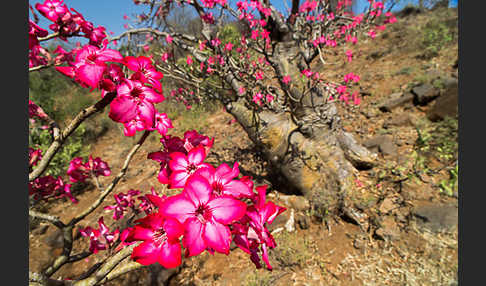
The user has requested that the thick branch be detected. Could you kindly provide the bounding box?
[29,92,117,182]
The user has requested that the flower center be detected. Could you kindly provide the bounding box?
[130,87,143,98]
[195,205,212,224]
[186,163,198,174]
[152,228,167,246]
[87,53,98,64]
[212,181,224,196]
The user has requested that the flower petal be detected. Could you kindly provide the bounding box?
[169,170,190,189]
[160,194,195,224]
[207,196,246,224]
[126,225,154,242]
[158,240,182,268]
[184,175,212,206]
[187,147,206,165]
[109,96,138,123]
[223,180,253,198]
[131,241,159,265]
[203,220,231,254]
[182,217,206,257]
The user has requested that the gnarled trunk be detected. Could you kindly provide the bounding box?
[225,41,377,218]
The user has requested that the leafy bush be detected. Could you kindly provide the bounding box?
[420,17,454,58]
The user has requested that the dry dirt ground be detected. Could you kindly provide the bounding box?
[29,6,459,286]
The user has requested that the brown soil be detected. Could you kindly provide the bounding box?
[29,7,458,286]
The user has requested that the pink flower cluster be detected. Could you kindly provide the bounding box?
[67,156,111,183]
[104,190,141,220]
[113,131,286,269]
[29,175,77,203]
[35,0,107,45]
[79,217,119,254]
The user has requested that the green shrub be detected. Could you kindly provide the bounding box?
[420,18,454,58]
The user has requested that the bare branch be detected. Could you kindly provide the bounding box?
[29,64,54,72]
[68,130,151,226]
[38,32,60,42]
[29,210,64,228]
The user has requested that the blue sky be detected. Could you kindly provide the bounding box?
[30,0,458,43]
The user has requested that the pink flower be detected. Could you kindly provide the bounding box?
[109,79,163,125]
[104,190,141,220]
[124,56,164,92]
[266,94,275,103]
[79,217,119,254]
[168,146,212,189]
[194,162,253,198]
[29,148,43,167]
[302,69,313,78]
[186,55,193,65]
[153,112,173,136]
[254,70,264,80]
[67,157,89,182]
[67,156,111,182]
[233,185,286,270]
[282,75,291,84]
[368,29,376,39]
[125,212,184,267]
[166,34,173,44]
[345,50,353,62]
[160,175,247,256]
[71,44,123,89]
[351,91,361,105]
[35,0,69,22]
[225,42,233,51]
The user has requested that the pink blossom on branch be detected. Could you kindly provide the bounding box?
[125,212,184,267]
[159,174,247,256]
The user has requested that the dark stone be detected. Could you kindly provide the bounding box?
[411,84,441,106]
[412,204,458,232]
[379,92,414,112]
[427,83,458,121]
[363,135,397,156]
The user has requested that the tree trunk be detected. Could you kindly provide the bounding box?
[225,41,377,219]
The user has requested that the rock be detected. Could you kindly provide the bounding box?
[383,114,413,128]
[363,135,398,156]
[427,83,458,121]
[375,216,401,241]
[412,204,458,233]
[296,214,310,230]
[379,197,397,214]
[411,84,440,106]
[379,92,414,112]
[278,195,310,212]
[285,208,296,232]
